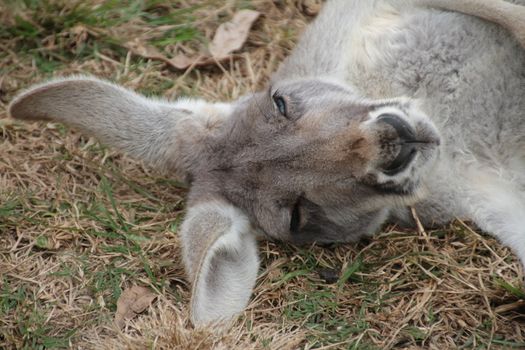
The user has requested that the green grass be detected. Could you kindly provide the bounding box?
[0,144,182,346]
[0,0,205,75]
[494,277,525,298]
[0,281,75,349]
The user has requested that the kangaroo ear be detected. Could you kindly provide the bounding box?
[180,200,260,325]
[8,76,233,178]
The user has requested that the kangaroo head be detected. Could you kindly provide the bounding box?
[204,77,441,245]
[8,75,440,324]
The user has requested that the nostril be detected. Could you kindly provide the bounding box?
[376,114,418,176]
[377,114,415,142]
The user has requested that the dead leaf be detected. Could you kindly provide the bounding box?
[124,9,260,70]
[115,286,156,328]
[209,9,260,60]
[125,39,207,70]
[125,38,166,62]
[170,53,211,70]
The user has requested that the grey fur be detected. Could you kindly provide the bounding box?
[8,0,525,325]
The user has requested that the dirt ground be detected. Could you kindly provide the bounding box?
[1,1,524,349]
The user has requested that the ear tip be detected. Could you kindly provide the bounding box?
[8,87,52,121]
[8,80,56,120]
[8,93,33,120]
[7,75,103,121]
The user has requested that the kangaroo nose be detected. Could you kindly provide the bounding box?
[376,114,417,176]
[377,114,416,142]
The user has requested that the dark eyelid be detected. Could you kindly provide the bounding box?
[290,198,301,233]
[271,89,283,103]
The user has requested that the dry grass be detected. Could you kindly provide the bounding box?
[1,0,524,349]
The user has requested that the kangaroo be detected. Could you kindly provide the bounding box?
[8,0,525,325]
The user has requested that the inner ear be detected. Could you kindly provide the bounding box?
[180,200,260,325]
[191,226,259,325]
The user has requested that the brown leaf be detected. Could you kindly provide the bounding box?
[125,39,205,70]
[115,286,156,328]
[125,38,164,61]
[169,53,211,70]
[209,9,261,60]
[124,10,259,70]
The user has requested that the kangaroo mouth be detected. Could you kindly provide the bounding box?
[381,144,418,175]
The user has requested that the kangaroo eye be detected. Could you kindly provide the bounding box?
[272,93,287,117]
[290,199,301,233]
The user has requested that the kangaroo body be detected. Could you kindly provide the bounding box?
[9,0,525,324]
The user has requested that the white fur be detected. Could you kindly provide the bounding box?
[347,2,405,72]
[457,165,525,262]
[173,98,233,124]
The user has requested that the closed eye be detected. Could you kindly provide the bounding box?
[290,198,301,233]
